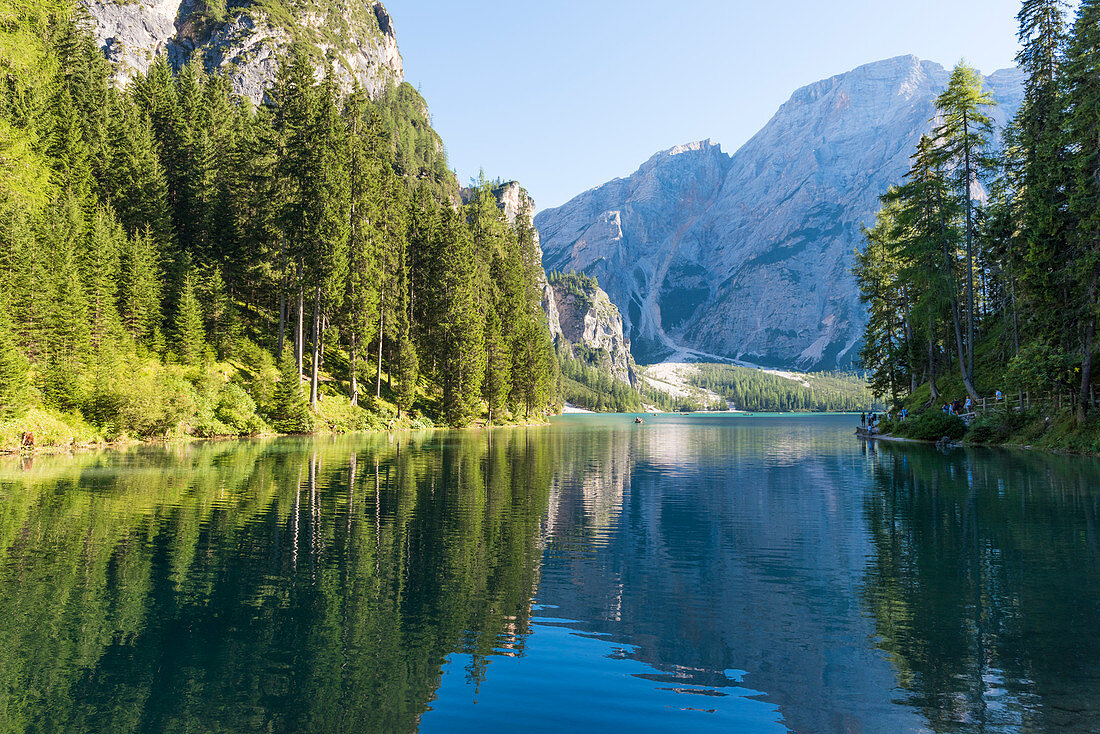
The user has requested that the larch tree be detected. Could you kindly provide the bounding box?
[932,62,996,391]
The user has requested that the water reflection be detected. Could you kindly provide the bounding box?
[0,430,554,733]
[862,442,1100,732]
[2,417,1100,732]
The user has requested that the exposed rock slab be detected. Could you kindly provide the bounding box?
[84,0,403,103]
[536,56,1024,370]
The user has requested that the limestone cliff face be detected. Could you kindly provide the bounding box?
[84,0,403,103]
[536,56,1025,369]
[548,276,638,387]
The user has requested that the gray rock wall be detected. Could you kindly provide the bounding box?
[537,56,1024,370]
[84,0,403,103]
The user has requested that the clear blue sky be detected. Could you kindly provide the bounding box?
[384,0,1027,211]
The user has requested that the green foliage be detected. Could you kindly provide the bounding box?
[895,411,968,441]
[268,347,313,433]
[173,263,207,364]
[691,364,874,412]
[1005,343,1078,394]
[0,4,560,442]
[856,1,1100,445]
[547,270,598,309]
[966,407,1033,444]
[559,354,643,413]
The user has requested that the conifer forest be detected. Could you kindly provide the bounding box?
[855,0,1100,443]
[0,0,559,445]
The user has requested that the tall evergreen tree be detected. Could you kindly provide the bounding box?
[270,346,313,433]
[173,259,206,364]
[1064,0,1100,421]
[120,225,164,349]
[932,63,996,394]
[439,207,484,426]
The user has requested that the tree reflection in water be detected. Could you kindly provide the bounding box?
[0,429,556,733]
[862,441,1100,732]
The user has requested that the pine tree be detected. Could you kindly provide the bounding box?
[120,225,163,348]
[342,86,382,405]
[483,304,510,423]
[83,205,124,349]
[1010,0,1073,364]
[173,259,206,364]
[269,345,313,433]
[932,63,996,397]
[439,207,484,426]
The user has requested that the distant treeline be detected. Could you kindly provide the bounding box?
[691,365,876,412]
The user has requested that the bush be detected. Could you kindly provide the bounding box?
[89,361,197,438]
[898,411,967,441]
[0,408,101,450]
[215,383,266,434]
[965,408,1031,445]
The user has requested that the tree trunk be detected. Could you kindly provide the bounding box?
[962,109,976,383]
[278,289,286,356]
[296,282,304,383]
[928,336,940,403]
[310,286,320,409]
[376,284,385,400]
[349,330,359,406]
[1078,275,1098,425]
[942,224,979,401]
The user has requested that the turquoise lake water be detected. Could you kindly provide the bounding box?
[0,413,1097,732]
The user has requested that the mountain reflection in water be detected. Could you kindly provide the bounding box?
[0,415,1097,732]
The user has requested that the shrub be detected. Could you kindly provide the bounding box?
[898,411,967,441]
[215,383,266,434]
[0,408,101,450]
[965,408,1031,445]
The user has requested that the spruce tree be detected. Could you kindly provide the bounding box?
[270,345,313,433]
[120,225,163,348]
[483,305,510,423]
[1064,0,1100,421]
[439,207,484,426]
[173,260,206,364]
[1013,0,1072,352]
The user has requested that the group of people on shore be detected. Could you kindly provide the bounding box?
[863,390,1007,429]
[860,408,907,428]
[941,397,971,416]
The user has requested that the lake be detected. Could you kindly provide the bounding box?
[0,413,1097,732]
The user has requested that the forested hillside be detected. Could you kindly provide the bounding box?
[856,0,1100,448]
[0,1,557,447]
[691,365,876,413]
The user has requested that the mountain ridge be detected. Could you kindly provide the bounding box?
[536,55,1024,369]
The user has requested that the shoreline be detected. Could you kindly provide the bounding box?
[1,416,555,459]
[858,429,1100,458]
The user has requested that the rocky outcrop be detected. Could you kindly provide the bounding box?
[536,56,1025,370]
[548,274,638,387]
[84,0,403,103]
[463,181,569,351]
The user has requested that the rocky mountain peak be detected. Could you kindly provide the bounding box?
[84,0,404,103]
[537,56,1024,369]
